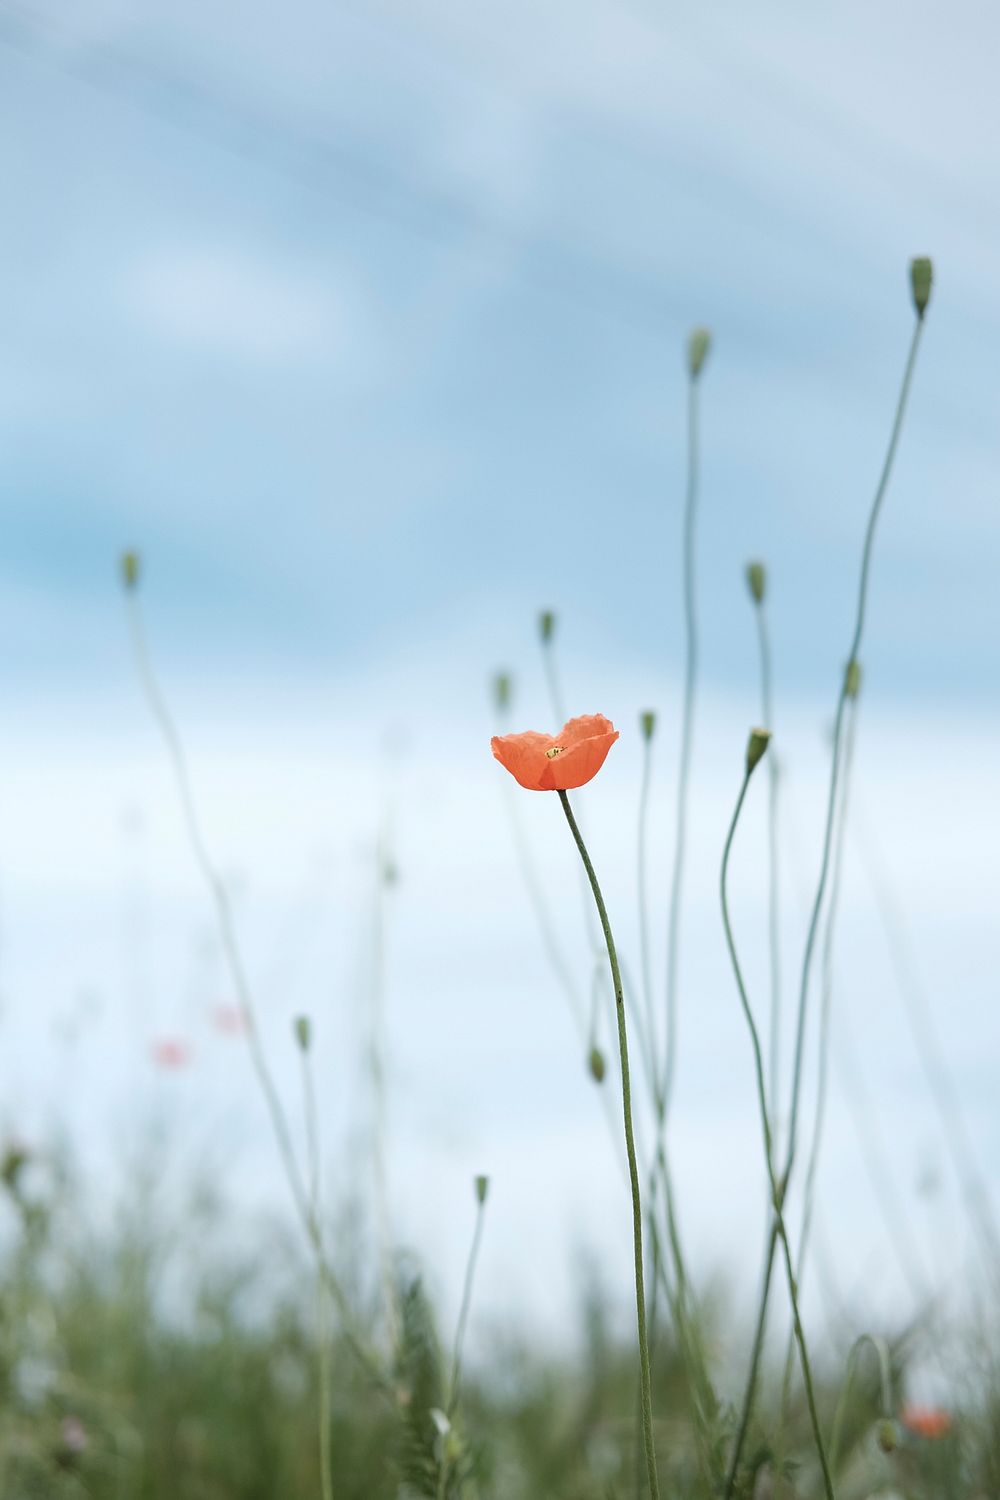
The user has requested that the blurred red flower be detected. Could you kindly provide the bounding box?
[901,1403,952,1439]
[213,1004,247,1037]
[491,714,619,792]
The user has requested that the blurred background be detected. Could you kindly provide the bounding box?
[2,0,1000,1389]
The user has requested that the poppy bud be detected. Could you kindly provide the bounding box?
[910,257,933,319]
[640,710,656,742]
[294,1015,311,1052]
[877,1419,898,1454]
[844,658,862,700]
[746,560,766,604]
[588,1046,606,1083]
[475,1174,489,1205]
[687,327,711,379]
[493,671,512,713]
[538,609,556,644]
[745,727,772,777]
[120,550,141,591]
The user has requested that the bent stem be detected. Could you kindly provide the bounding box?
[721,763,836,1500]
[446,1189,488,1419]
[726,307,927,1488]
[125,589,386,1392]
[558,790,660,1500]
[752,593,782,1134]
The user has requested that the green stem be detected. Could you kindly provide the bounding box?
[663,368,700,1119]
[725,309,926,1488]
[558,790,660,1500]
[447,1195,488,1419]
[301,1045,335,1500]
[753,599,782,1134]
[721,765,836,1500]
[781,697,859,1422]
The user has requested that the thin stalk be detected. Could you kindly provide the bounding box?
[725,309,927,1486]
[780,697,860,1419]
[124,591,386,1390]
[663,367,701,1119]
[558,790,660,1500]
[301,1042,334,1500]
[637,725,659,1068]
[752,597,782,1133]
[446,1192,488,1419]
[721,762,836,1500]
[370,817,399,1347]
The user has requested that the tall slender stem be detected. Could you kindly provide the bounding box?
[721,759,836,1500]
[752,597,782,1132]
[663,368,701,1118]
[301,1041,335,1500]
[447,1189,488,1419]
[725,308,927,1486]
[558,790,660,1500]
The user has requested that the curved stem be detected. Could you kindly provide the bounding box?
[558,790,660,1500]
[829,1333,893,1473]
[753,599,782,1134]
[781,697,860,1419]
[726,310,927,1487]
[721,765,836,1500]
[446,1193,488,1419]
[637,731,659,1076]
[663,369,700,1118]
[784,315,924,1184]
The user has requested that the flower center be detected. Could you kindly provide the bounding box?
[545,745,564,759]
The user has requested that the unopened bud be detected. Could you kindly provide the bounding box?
[475,1174,489,1205]
[746,727,772,776]
[876,1419,898,1454]
[910,257,933,319]
[746,560,766,604]
[493,671,512,713]
[588,1046,606,1084]
[845,658,862,700]
[687,327,711,379]
[640,710,656,742]
[293,1015,311,1052]
[120,550,141,591]
[538,610,556,644]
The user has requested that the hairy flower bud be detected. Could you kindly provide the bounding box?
[910,257,933,319]
[746,727,772,776]
[493,671,512,713]
[640,710,656,742]
[588,1046,606,1084]
[293,1015,311,1052]
[538,609,556,644]
[687,327,711,379]
[475,1174,489,1205]
[746,560,766,604]
[120,550,141,591]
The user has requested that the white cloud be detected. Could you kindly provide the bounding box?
[127,246,362,366]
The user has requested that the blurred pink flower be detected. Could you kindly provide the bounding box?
[60,1416,88,1455]
[212,1004,247,1037]
[150,1038,192,1070]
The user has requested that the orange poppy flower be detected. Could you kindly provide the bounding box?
[491,714,619,791]
[901,1403,952,1439]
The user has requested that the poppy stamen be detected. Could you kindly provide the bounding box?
[545,745,564,759]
